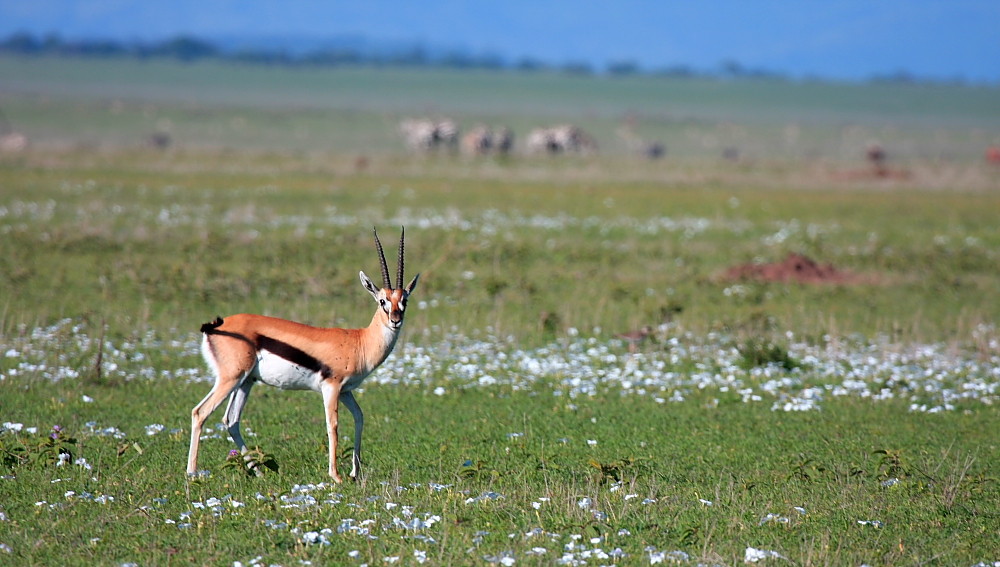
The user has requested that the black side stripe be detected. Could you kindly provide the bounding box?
[257,335,333,379]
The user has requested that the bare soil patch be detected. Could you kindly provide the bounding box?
[723,253,861,285]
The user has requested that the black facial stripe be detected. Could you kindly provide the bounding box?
[257,335,333,379]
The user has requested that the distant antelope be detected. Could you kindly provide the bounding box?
[866,141,886,169]
[461,124,493,156]
[0,108,28,153]
[0,132,27,153]
[526,124,597,155]
[493,126,514,156]
[187,228,420,482]
[399,119,438,152]
[399,118,459,153]
[460,125,515,157]
[434,119,459,152]
[616,123,664,159]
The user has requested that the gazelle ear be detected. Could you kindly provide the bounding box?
[404,273,420,295]
[359,271,380,299]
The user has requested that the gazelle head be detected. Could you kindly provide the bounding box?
[360,227,420,331]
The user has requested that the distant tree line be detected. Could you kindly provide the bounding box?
[0,32,219,62]
[0,31,970,85]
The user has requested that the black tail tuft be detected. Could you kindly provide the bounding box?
[200,316,224,334]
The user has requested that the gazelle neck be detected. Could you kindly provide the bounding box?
[363,309,402,365]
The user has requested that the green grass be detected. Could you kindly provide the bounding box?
[0,60,999,565]
[3,55,1000,158]
[1,152,998,345]
[1,149,997,565]
[1,370,996,565]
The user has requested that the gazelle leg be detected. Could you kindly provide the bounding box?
[321,381,343,483]
[340,391,364,480]
[188,379,241,475]
[222,375,261,473]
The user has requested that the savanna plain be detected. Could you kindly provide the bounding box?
[1,57,999,566]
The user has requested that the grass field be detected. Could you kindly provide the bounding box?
[1,58,999,566]
[3,55,1000,159]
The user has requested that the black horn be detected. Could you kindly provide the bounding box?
[396,227,405,289]
[373,228,392,289]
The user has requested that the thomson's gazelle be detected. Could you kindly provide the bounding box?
[187,228,419,482]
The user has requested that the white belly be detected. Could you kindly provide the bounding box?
[255,350,325,392]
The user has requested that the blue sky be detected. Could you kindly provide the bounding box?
[1,1,997,82]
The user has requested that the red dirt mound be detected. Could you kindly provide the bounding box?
[723,253,857,284]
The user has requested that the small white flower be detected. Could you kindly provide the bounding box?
[81,395,94,403]
[745,547,784,563]
[302,531,328,545]
[857,520,884,528]
[586,439,597,446]
[433,387,445,396]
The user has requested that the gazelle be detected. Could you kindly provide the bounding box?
[187,228,419,482]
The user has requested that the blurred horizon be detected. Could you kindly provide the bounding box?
[1,1,998,84]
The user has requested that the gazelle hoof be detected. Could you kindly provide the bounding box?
[243,455,265,476]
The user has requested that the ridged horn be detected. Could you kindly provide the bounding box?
[396,227,405,290]
[373,227,391,289]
